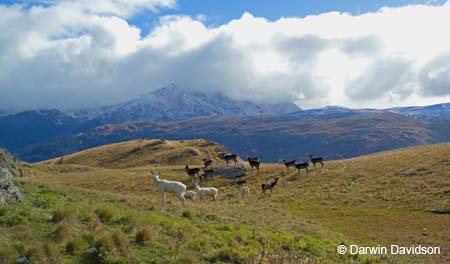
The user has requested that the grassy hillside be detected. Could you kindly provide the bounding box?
[39,139,228,169]
[1,141,450,263]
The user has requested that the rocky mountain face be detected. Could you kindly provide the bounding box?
[0,148,23,205]
[72,84,300,123]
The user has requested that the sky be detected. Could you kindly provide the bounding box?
[1,0,450,110]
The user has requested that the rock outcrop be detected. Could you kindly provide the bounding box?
[0,148,23,205]
[0,168,23,205]
[213,165,247,179]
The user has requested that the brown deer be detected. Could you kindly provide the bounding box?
[281,160,296,170]
[202,158,213,168]
[246,156,260,175]
[308,154,324,169]
[221,153,238,166]
[261,178,279,195]
[184,165,200,183]
[200,167,214,182]
[295,162,309,174]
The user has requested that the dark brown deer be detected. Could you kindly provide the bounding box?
[246,156,260,175]
[308,154,324,169]
[281,160,296,170]
[202,158,213,168]
[200,167,214,182]
[295,162,309,174]
[185,165,200,183]
[261,178,279,195]
[221,153,238,166]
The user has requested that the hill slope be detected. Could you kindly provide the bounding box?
[40,139,228,169]
[19,111,450,162]
[2,142,449,263]
[0,109,82,151]
[389,102,450,120]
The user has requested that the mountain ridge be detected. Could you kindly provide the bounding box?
[2,85,450,163]
[70,84,301,123]
[18,111,450,162]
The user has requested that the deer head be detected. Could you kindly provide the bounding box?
[151,170,159,179]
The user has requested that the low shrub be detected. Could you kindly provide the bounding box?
[95,207,115,224]
[135,228,151,245]
[54,221,71,241]
[112,231,128,251]
[51,208,68,223]
[4,214,26,227]
[65,239,82,255]
[182,210,193,219]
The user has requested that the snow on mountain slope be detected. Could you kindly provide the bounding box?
[388,103,450,120]
[74,84,300,123]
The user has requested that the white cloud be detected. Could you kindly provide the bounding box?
[1,1,450,110]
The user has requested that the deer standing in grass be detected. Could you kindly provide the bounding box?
[151,170,186,209]
[221,153,238,166]
[202,158,213,168]
[261,178,279,195]
[281,160,296,171]
[246,156,260,175]
[185,165,200,184]
[200,167,214,182]
[295,162,309,174]
[308,154,324,169]
[241,185,250,198]
[195,183,218,204]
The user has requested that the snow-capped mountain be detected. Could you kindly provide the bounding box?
[388,103,450,120]
[74,84,300,123]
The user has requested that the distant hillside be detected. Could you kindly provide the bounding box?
[40,139,228,169]
[19,111,450,162]
[388,102,450,120]
[0,109,82,151]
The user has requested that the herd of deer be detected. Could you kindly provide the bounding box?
[184,152,324,194]
[184,153,262,183]
[281,154,324,173]
[153,152,325,208]
[185,153,323,180]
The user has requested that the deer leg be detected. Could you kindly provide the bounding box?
[177,193,186,208]
[161,193,166,209]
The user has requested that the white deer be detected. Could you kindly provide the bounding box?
[195,183,218,204]
[151,170,186,209]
